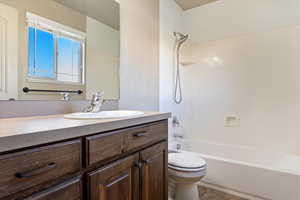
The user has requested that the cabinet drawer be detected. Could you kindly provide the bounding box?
[86,130,127,166]
[0,140,81,199]
[86,120,168,166]
[126,121,168,152]
[17,177,82,200]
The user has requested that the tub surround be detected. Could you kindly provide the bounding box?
[0,112,170,200]
[182,140,300,200]
[0,111,171,153]
[161,0,300,158]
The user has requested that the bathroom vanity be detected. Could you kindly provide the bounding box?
[0,112,170,200]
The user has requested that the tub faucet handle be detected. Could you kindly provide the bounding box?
[172,116,180,127]
[176,144,182,151]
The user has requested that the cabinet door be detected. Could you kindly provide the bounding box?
[141,142,167,200]
[88,154,139,200]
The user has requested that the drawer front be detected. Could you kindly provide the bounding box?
[126,121,168,152]
[0,140,81,198]
[86,121,168,166]
[21,177,82,200]
[86,131,126,166]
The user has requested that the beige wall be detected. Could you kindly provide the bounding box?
[0,0,86,32]
[119,0,160,111]
[0,3,18,100]
[86,17,119,100]
[0,0,86,100]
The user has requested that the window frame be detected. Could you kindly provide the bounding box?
[26,12,86,85]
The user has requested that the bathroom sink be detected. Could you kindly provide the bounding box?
[64,110,144,119]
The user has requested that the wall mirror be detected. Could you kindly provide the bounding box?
[0,0,120,100]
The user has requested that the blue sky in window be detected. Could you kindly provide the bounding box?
[28,27,55,78]
[57,37,81,82]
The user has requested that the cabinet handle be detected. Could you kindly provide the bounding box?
[15,162,57,178]
[133,131,148,137]
[142,159,150,164]
[142,152,163,165]
[133,161,142,168]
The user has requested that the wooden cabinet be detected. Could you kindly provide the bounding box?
[88,154,140,200]
[88,142,167,200]
[141,142,167,200]
[0,120,168,200]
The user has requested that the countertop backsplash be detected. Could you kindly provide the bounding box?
[0,100,119,119]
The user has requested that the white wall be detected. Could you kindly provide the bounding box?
[119,0,160,111]
[86,17,120,100]
[184,0,300,44]
[159,0,184,143]
[160,0,300,155]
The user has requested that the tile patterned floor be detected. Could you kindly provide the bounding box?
[198,185,249,200]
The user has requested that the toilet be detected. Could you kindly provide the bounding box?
[168,151,207,200]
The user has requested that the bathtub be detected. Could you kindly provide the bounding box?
[179,140,300,200]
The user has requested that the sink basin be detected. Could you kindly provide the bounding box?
[64,110,144,119]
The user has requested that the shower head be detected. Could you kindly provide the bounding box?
[174,32,189,44]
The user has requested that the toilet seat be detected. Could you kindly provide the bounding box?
[168,152,207,172]
[168,164,206,172]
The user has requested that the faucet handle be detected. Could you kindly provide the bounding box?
[61,92,71,101]
[93,92,104,98]
[84,92,105,113]
[92,92,104,103]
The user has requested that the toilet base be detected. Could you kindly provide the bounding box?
[175,183,200,200]
[168,151,207,200]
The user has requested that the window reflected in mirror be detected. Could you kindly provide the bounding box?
[27,13,85,84]
[0,0,120,101]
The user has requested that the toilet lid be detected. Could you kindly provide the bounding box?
[169,152,206,169]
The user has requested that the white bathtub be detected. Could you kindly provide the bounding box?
[180,140,300,200]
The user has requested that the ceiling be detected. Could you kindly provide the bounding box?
[175,0,219,10]
[54,0,120,30]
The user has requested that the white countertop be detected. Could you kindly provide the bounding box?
[0,111,171,153]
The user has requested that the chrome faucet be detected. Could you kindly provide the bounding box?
[84,92,105,113]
